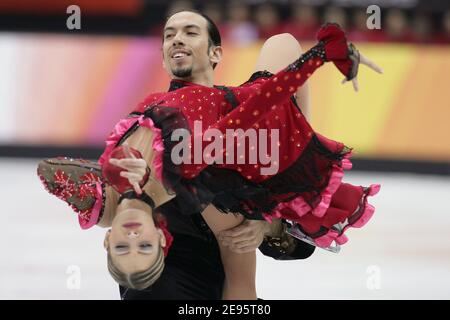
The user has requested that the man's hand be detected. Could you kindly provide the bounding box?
[217,220,271,254]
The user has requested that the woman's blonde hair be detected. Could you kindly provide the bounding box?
[107,244,165,290]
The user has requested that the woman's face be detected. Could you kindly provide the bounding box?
[105,206,166,274]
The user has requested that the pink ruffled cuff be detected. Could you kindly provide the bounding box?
[272,151,353,220]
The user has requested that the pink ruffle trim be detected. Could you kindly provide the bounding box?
[265,143,380,249]
[313,183,380,248]
[98,115,165,182]
[271,151,353,221]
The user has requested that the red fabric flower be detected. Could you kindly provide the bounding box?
[154,213,173,257]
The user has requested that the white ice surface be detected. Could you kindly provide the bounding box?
[1,158,449,299]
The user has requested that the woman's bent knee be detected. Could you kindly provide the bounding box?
[265,32,297,44]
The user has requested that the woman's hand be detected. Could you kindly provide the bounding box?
[317,23,383,92]
[108,144,148,195]
[341,50,383,92]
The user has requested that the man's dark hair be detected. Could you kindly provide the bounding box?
[197,11,222,47]
[164,10,222,69]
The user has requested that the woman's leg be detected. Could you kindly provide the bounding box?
[253,33,311,120]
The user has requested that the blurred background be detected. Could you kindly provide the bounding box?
[1,0,449,299]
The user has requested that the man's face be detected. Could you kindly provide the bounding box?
[162,11,218,79]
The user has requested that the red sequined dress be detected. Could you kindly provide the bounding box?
[38,24,380,249]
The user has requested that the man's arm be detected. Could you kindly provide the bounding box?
[218,218,316,260]
[201,204,257,300]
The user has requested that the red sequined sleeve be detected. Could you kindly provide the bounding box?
[182,23,356,178]
[210,24,356,139]
[220,22,357,120]
[180,43,326,177]
[234,43,326,121]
